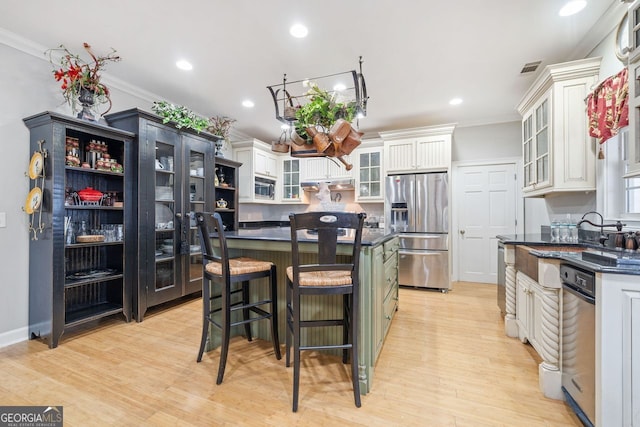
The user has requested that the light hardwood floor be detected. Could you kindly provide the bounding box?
[0,282,580,426]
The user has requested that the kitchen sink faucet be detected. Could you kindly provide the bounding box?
[576,211,625,246]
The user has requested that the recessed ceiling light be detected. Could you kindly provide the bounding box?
[176,59,193,71]
[290,23,308,38]
[559,0,587,17]
[242,99,255,108]
[449,98,463,106]
[333,83,346,92]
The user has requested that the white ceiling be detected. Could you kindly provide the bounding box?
[0,0,627,143]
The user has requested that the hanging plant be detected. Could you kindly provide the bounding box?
[294,83,357,142]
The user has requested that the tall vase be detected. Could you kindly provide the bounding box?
[77,87,96,121]
[214,139,225,157]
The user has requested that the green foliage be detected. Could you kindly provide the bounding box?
[151,101,210,133]
[294,84,356,141]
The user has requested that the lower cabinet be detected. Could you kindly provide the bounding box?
[597,273,640,426]
[514,259,564,400]
[373,237,399,360]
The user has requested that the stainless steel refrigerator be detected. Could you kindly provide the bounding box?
[385,172,450,291]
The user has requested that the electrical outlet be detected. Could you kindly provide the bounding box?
[0,212,5,228]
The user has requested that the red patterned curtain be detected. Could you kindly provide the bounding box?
[586,68,629,149]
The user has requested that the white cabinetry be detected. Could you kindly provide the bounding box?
[300,156,353,181]
[380,124,454,174]
[597,272,640,426]
[233,139,279,204]
[515,257,563,400]
[355,139,384,202]
[516,57,601,197]
[254,148,278,178]
[280,155,302,203]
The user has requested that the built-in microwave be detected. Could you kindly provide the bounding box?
[255,176,275,200]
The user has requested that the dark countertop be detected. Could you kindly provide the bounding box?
[497,234,640,275]
[224,227,394,247]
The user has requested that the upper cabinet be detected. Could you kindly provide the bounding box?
[516,57,601,197]
[254,148,278,178]
[234,139,279,204]
[380,125,454,174]
[300,156,354,181]
[355,139,384,202]
[280,156,302,203]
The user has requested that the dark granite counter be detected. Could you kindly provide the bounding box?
[498,234,640,275]
[224,227,394,247]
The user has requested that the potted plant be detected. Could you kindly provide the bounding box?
[151,101,210,133]
[47,42,121,120]
[292,83,363,162]
[207,115,237,157]
[293,83,356,144]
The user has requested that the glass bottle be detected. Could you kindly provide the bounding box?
[78,221,89,236]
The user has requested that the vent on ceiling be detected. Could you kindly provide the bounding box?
[520,61,542,74]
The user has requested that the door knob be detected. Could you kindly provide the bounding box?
[460,229,465,235]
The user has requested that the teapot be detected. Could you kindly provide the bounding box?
[216,198,228,208]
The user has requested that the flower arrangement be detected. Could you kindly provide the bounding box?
[207,115,237,142]
[47,42,121,116]
[151,101,210,132]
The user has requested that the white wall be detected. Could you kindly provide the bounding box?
[452,121,521,163]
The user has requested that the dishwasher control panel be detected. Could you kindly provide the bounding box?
[560,264,595,297]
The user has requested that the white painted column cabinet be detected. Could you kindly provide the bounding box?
[626,0,640,177]
[516,57,601,197]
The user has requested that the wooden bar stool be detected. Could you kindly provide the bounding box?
[195,212,281,384]
[285,211,366,412]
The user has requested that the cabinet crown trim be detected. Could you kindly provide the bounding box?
[517,57,601,114]
[378,124,456,140]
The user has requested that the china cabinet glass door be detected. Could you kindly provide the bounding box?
[154,140,181,304]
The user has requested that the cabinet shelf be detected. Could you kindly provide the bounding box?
[65,241,123,249]
[65,166,124,177]
[65,303,124,327]
[215,185,236,191]
[214,208,235,212]
[64,273,124,288]
[65,205,124,211]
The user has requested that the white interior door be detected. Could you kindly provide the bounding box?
[456,163,517,283]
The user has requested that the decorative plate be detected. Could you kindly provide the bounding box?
[24,187,42,214]
[28,152,44,179]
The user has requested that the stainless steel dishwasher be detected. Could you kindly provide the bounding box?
[497,242,505,316]
[560,264,595,427]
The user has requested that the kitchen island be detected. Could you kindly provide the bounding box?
[498,235,640,426]
[204,227,399,394]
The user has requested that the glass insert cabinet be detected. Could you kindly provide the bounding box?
[106,109,217,321]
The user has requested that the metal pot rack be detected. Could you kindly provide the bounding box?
[266,56,368,161]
